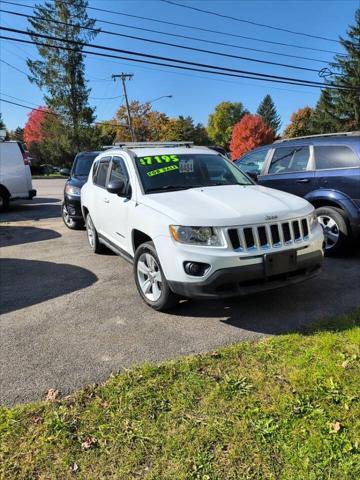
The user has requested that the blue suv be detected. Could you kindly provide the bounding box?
[235,132,360,255]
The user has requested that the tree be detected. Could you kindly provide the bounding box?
[111,101,170,142]
[321,8,360,130]
[24,107,52,145]
[283,106,314,138]
[27,0,98,153]
[0,113,5,129]
[230,114,274,159]
[207,101,247,149]
[310,90,341,134]
[257,94,281,135]
[9,127,24,142]
[162,116,210,144]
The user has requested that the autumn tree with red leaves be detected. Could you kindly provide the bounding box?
[230,114,274,159]
[23,107,51,145]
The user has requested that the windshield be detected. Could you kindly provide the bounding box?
[72,153,99,176]
[135,153,253,193]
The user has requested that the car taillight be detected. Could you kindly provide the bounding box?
[22,151,30,165]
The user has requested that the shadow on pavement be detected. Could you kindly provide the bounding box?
[0,198,62,222]
[171,249,360,335]
[0,258,97,314]
[0,226,61,247]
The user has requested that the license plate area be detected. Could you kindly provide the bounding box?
[264,250,297,276]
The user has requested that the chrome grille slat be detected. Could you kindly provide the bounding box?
[228,217,310,252]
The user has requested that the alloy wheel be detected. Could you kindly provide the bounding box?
[137,252,162,302]
[318,215,340,250]
[86,215,95,248]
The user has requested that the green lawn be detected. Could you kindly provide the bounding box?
[1,309,359,480]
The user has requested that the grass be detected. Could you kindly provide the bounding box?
[1,309,359,480]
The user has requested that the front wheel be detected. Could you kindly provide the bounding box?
[62,203,84,230]
[134,242,179,311]
[316,206,349,256]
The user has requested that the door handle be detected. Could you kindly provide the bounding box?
[296,178,310,184]
[104,198,110,203]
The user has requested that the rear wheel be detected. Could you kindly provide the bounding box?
[316,206,349,256]
[134,241,179,311]
[61,203,84,230]
[0,191,9,212]
[85,213,104,254]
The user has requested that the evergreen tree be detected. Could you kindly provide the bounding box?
[324,8,360,130]
[256,95,281,135]
[310,90,341,134]
[27,0,98,153]
[0,113,5,130]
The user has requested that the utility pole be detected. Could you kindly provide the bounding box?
[112,73,136,141]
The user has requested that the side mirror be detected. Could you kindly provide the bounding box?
[248,172,258,182]
[107,179,129,197]
[60,168,70,177]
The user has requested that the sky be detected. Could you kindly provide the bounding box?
[0,0,358,133]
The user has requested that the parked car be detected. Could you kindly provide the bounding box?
[235,132,360,255]
[81,142,324,311]
[61,151,101,229]
[0,132,36,211]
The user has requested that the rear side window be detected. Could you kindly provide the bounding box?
[268,146,310,174]
[109,156,129,183]
[314,146,359,169]
[93,158,110,187]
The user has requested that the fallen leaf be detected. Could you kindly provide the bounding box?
[341,360,349,369]
[71,463,79,473]
[81,436,97,450]
[330,421,341,433]
[210,351,220,358]
[45,389,59,402]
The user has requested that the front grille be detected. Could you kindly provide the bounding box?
[227,217,310,252]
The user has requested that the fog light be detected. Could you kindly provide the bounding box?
[68,205,76,215]
[183,261,210,277]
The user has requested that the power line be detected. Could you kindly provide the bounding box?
[1,34,346,91]
[0,8,323,74]
[0,58,28,76]
[1,0,343,56]
[162,0,339,43]
[0,26,341,89]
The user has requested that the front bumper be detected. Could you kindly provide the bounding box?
[168,250,323,299]
[64,194,83,220]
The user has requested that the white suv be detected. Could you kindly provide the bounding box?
[81,143,324,311]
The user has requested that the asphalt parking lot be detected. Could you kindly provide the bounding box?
[1,178,359,405]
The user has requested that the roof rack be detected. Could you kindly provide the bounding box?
[102,141,194,150]
[274,131,360,143]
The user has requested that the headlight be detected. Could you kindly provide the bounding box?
[169,225,223,246]
[65,185,81,196]
[309,212,318,230]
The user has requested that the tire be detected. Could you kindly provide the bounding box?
[0,191,9,212]
[85,213,105,254]
[61,202,84,230]
[316,206,350,256]
[134,241,179,311]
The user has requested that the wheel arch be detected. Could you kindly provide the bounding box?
[132,229,152,253]
[0,184,11,199]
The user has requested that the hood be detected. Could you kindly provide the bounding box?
[143,185,312,226]
[68,175,87,188]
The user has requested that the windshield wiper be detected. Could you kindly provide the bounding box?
[145,185,202,193]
